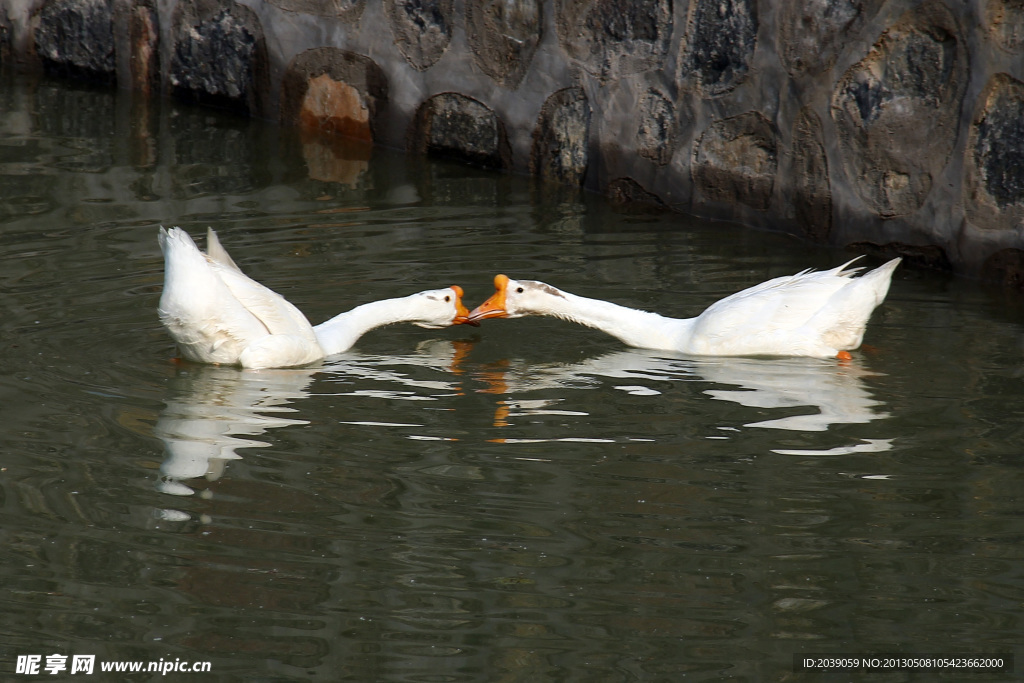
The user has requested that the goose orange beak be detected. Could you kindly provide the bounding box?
[468,274,510,322]
[451,285,480,326]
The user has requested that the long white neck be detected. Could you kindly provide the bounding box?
[313,295,427,356]
[541,290,695,352]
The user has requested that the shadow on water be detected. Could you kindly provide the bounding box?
[1,76,1023,680]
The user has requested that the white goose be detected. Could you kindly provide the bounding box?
[157,227,473,369]
[468,258,900,359]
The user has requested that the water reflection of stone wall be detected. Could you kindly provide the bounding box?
[8,0,1024,283]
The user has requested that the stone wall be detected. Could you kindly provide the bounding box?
[4,0,1024,283]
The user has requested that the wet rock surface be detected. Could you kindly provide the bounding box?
[965,73,1024,230]
[169,0,267,115]
[129,3,160,96]
[409,93,511,170]
[34,0,115,83]
[982,248,1024,289]
[636,88,678,166]
[531,87,591,185]
[385,0,453,71]
[11,0,1024,282]
[606,177,668,212]
[987,0,1024,53]
[778,0,875,76]
[831,0,966,218]
[555,0,672,79]
[847,241,952,272]
[790,108,832,241]
[281,48,388,144]
[974,88,1024,209]
[266,0,363,21]
[466,0,541,88]
[680,0,757,96]
[693,112,777,211]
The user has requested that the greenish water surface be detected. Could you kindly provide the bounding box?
[1,78,1022,681]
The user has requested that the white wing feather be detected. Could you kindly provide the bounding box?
[208,260,318,343]
[689,261,861,350]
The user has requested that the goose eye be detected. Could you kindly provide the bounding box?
[516,287,524,293]
[444,295,451,302]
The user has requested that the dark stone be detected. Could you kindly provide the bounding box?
[555,0,672,79]
[409,93,511,169]
[981,248,1024,289]
[0,11,10,67]
[681,0,757,96]
[692,111,777,211]
[964,73,1024,231]
[466,0,541,88]
[531,87,591,185]
[170,0,267,116]
[790,107,832,241]
[266,0,363,21]
[846,241,952,271]
[606,177,668,212]
[385,0,453,71]
[831,0,966,218]
[778,0,876,76]
[34,0,116,84]
[973,76,1024,208]
[637,88,677,166]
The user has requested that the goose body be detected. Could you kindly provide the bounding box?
[468,258,900,359]
[157,227,471,369]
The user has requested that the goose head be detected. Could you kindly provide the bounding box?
[468,274,564,321]
[413,285,478,328]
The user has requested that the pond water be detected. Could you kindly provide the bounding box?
[1,77,1023,681]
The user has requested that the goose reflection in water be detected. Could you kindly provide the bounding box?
[154,340,472,497]
[155,365,315,496]
[470,349,893,454]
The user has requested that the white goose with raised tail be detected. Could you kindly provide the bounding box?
[157,227,472,369]
[468,258,900,359]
